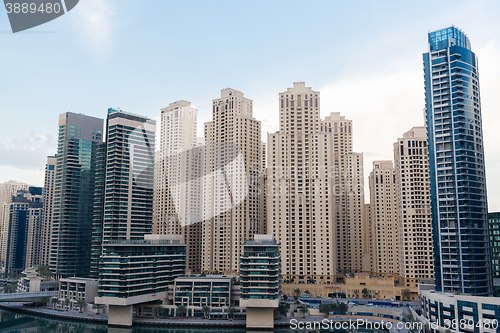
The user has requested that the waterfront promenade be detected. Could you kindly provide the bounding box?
[0,302,411,331]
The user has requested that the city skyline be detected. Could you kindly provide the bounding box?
[1,1,499,211]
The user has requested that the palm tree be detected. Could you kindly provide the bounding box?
[64,298,70,311]
[176,304,187,317]
[51,297,58,309]
[92,303,104,315]
[362,288,369,299]
[304,290,310,295]
[201,305,210,319]
[299,305,309,318]
[226,306,237,319]
[293,288,301,301]
[36,264,53,279]
[353,290,360,298]
[401,288,411,301]
[77,298,87,313]
[154,305,165,318]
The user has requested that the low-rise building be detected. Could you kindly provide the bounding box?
[95,234,186,327]
[17,267,57,293]
[161,275,241,317]
[59,277,99,305]
[282,273,418,301]
[240,234,281,329]
[419,290,500,333]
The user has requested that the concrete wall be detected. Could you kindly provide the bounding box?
[108,305,133,327]
[246,307,274,329]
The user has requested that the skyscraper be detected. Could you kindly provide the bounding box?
[0,181,29,271]
[50,112,104,279]
[394,127,434,280]
[41,155,57,266]
[268,82,365,283]
[5,188,42,276]
[202,88,263,273]
[368,161,398,274]
[154,101,203,272]
[91,109,155,276]
[424,26,492,295]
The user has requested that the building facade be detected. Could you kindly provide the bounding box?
[420,290,500,333]
[202,88,263,273]
[368,161,398,274]
[240,234,281,329]
[154,101,203,273]
[41,156,57,266]
[95,234,186,326]
[268,82,365,283]
[394,127,434,280]
[424,26,492,295]
[90,109,156,277]
[49,112,104,279]
[4,189,43,276]
[489,212,500,278]
[0,181,29,271]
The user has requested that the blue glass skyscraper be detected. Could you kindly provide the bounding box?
[424,26,493,295]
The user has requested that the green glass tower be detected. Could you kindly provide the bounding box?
[90,109,156,277]
[50,112,104,279]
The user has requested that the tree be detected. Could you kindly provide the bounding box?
[92,303,104,315]
[282,294,288,301]
[338,302,348,313]
[36,265,53,279]
[77,298,87,313]
[64,298,70,311]
[39,296,51,307]
[154,305,164,318]
[353,290,360,298]
[401,288,411,301]
[176,304,187,317]
[51,297,58,309]
[307,277,316,284]
[362,288,369,299]
[278,303,290,317]
[3,282,17,294]
[298,305,309,318]
[201,305,210,319]
[319,303,331,316]
[226,306,237,319]
[293,288,301,301]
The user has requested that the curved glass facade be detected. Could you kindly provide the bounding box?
[424,27,493,295]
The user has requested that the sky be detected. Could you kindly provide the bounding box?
[0,0,499,210]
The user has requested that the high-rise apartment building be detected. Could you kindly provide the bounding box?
[321,113,365,274]
[0,181,29,270]
[368,161,398,274]
[202,88,263,273]
[4,189,42,276]
[41,156,57,266]
[268,82,365,283]
[90,109,156,277]
[25,186,44,270]
[50,112,104,279]
[154,101,202,272]
[424,26,492,295]
[489,212,500,278]
[394,127,434,280]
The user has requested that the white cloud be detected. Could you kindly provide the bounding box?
[74,0,115,58]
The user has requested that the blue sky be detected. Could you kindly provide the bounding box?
[1,0,499,210]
